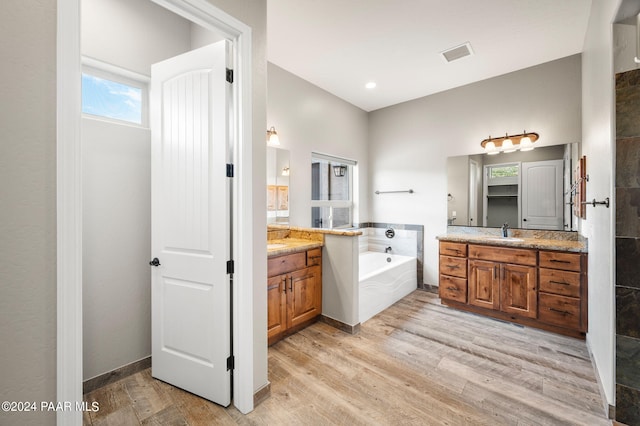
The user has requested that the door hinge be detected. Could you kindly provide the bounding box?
[226,163,234,178]
[227,260,234,274]
[226,355,235,371]
[226,68,234,84]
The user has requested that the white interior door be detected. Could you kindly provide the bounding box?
[468,159,479,226]
[150,41,231,406]
[521,159,563,230]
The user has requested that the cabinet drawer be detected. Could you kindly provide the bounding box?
[439,275,467,303]
[268,252,306,277]
[440,241,467,258]
[307,248,322,266]
[539,251,581,272]
[439,255,467,278]
[468,244,537,266]
[539,268,580,297]
[538,293,580,330]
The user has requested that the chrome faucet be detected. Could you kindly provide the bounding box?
[385,246,392,253]
[501,222,509,238]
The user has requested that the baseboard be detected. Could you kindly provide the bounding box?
[320,315,360,335]
[83,356,151,394]
[253,382,271,407]
[418,284,438,294]
[585,337,615,419]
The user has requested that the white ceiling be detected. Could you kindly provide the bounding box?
[267,0,593,112]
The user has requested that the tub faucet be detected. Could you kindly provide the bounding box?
[501,222,509,238]
[385,246,392,253]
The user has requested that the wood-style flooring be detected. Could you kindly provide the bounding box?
[83,291,611,425]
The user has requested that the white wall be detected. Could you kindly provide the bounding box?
[82,0,191,75]
[82,118,152,380]
[267,62,369,227]
[581,0,622,409]
[368,55,582,286]
[0,1,56,424]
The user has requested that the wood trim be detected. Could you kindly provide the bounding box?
[253,382,271,407]
[83,357,152,394]
[320,315,361,335]
[57,1,83,424]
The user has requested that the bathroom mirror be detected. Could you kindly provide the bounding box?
[446,143,579,231]
[267,147,290,224]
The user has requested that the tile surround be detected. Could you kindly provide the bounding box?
[616,238,640,289]
[615,68,640,424]
[356,222,424,287]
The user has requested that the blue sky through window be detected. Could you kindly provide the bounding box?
[82,73,142,124]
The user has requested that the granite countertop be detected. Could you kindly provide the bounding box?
[266,225,362,257]
[267,238,324,257]
[437,234,587,253]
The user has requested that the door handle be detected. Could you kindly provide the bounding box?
[282,276,287,293]
[149,257,161,267]
[289,276,293,292]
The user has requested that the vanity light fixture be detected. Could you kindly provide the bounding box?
[481,131,539,154]
[333,165,347,177]
[281,167,290,176]
[501,134,516,153]
[266,126,280,146]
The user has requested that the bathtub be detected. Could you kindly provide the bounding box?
[359,251,417,323]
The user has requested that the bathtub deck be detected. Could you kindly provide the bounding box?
[83,291,609,425]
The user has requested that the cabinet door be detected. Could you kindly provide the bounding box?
[288,266,322,327]
[468,259,500,310]
[500,264,537,318]
[267,275,287,343]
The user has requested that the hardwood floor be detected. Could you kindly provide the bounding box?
[83,291,611,425]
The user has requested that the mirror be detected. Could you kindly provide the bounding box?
[267,147,290,224]
[446,143,579,231]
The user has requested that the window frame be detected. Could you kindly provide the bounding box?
[81,57,150,128]
[311,152,356,229]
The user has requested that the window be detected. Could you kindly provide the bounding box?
[81,61,148,126]
[488,164,519,179]
[486,163,519,186]
[311,153,356,229]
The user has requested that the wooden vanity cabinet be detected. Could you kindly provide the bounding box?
[468,245,537,319]
[439,240,587,338]
[267,248,322,345]
[439,242,468,303]
[538,250,587,332]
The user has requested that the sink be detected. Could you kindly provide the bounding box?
[482,237,524,242]
[267,243,288,249]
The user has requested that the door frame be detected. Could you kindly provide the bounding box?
[56,1,255,423]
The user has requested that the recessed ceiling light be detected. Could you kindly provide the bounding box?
[365,81,377,89]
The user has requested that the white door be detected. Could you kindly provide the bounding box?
[521,160,563,230]
[468,159,479,226]
[150,41,231,406]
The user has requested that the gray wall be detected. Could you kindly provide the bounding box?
[267,62,369,227]
[368,55,582,286]
[0,0,57,425]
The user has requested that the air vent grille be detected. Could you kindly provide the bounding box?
[441,42,473,62]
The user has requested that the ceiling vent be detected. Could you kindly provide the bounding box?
[441,42,473,63]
